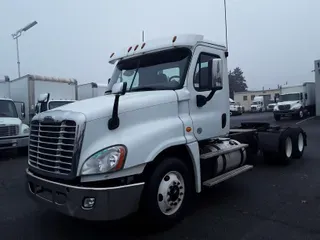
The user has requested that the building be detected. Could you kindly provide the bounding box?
[234,89,280,111]
[314,60,320,117]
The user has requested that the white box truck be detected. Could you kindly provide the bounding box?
[0,80,29,152]
[9,74,78,124]
[26,34,307,227]
[273,82,315,121]
[78,82,109,100]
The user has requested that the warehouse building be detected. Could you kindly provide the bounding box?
[234,88,280,112]
[314,60,320,117]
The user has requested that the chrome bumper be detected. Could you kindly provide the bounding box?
[0,135,29,150]
[26,169,145,221]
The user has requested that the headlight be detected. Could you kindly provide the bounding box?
[291,104,301,110]
[80,145,127,176]
[23,128,30,134]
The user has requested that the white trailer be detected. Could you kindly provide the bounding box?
[273,82,315,120]
[9,74,78,124]
[26,34,307,227]
[78,82,109,100]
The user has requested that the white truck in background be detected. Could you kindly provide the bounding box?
[273,82,315,121]
[10,74,78,124]
[0,79,29,152]
[26,34,307,227]
[78,82,109,100]
[229,98,243,115]
[250,96,264,112]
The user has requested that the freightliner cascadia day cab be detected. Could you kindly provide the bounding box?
[26,34,307,227]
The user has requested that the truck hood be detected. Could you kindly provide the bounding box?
[51,90,178,122]
[0,117,22,126]
[277,100,299,106]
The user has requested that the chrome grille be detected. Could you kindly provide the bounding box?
[0,125,19,137]
[251,106,256,111]
[278,104,290,111]
[28,120,77,175]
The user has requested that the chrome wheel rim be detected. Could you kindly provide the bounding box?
[298,133,304,152]
[157,171,185,216]
[285,137,293,158]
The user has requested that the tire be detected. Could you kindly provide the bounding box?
[278,129,295,165]
[18,147,28,156]
[140,157,194,227]
[292,128,305,159]
[274,114,281,121]
[297,108,304,119]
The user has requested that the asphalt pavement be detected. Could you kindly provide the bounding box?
[1,113,320,239]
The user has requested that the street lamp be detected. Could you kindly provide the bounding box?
[11,21,38,78]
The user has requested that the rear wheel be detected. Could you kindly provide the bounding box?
[274,114,281,121]
[292,129,305,159]
[141,157,194,227]
[297,108,304,119]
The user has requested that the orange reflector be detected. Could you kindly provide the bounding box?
[110,52,115,58]
[141,42,146,49]
[186,127,192,132]
[134,44,139,51]
[128,46,132,52]
[172,36,177,43]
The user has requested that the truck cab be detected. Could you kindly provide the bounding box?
[0,98,29,151]
[26,34,306,226]
[35,93,75,114]
[250,96,264,112]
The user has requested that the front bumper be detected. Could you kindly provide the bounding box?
[274,109,299,116]
[26,169,145,221]
[0,135,29,150]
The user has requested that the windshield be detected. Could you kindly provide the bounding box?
[252,101,260,105]
[48,101,74,110]
[0,100,18,118]
[279,93,300,102]
[108,47,191,92]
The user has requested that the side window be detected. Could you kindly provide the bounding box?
[193,53,223,91]
[243,96,247,101]
[305,93,308,100]
[251,95,255,100]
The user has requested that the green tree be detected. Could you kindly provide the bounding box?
[228,67,248,99]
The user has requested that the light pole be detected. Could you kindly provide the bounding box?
[11,21,38,78]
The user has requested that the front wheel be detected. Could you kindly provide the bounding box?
[141,157,194,227]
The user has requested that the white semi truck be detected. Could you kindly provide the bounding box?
[26,35,307,226]
[273,82,315,121]
[0,80,29,152]
[78,82,109,100]
[10,74,78,124]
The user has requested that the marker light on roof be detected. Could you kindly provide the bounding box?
[128,46,132,52]
[134,44,139,51]
[110,52,115,58]
[172,36,177,43]
[141,43,146,49]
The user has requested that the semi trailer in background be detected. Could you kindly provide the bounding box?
[78,82,109,100]
[9,74,78,124]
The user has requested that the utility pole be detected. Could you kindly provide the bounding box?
[11,21,38,78]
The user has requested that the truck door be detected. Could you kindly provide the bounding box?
[187,45,229,141]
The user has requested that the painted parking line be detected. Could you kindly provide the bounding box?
[296,116,315,125]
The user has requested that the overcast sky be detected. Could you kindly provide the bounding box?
[0,0,318,90]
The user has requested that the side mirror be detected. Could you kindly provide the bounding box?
[108,78,111,84]
[21,103,25,119]
[112,82,127,95]
[38,93,50,103]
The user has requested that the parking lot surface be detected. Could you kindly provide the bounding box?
[1,113,320,239]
